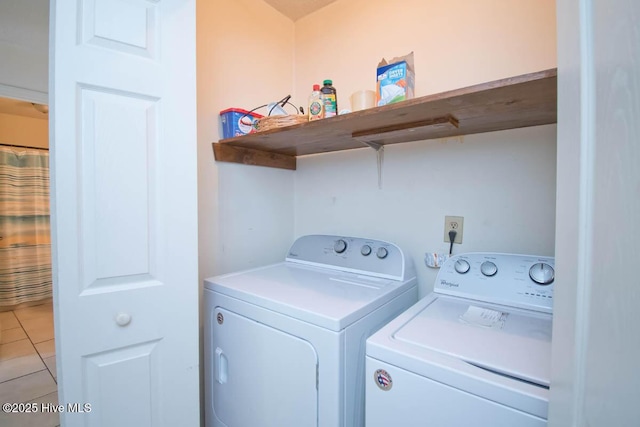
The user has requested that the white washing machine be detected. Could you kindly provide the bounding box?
[366,253,555,427]
[204,235,418,427]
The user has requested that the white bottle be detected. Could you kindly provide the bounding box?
[308,84,324,121]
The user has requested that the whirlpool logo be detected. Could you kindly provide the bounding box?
[440,280,459,288]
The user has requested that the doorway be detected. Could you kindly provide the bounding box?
[0,96,59,427]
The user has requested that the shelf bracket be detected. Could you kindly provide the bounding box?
[358,141,385,190]
[360,140,383,151]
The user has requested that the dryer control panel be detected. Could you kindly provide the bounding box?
[286,235,415,282]
[434,253,555,313]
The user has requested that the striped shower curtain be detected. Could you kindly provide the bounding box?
[0,145,52,307]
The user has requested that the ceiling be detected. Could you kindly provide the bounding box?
[0,1,49,53]
[263,0,338,21]
[0,0,49,119]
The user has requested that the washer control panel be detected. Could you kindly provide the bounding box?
[435,253,555,313]
[286,235,413,281]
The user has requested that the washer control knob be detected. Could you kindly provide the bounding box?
[334,239,347,254]
[376,247,388,259]
[454,259,470,274]
[529,262,555,285]
[480,261,498,277]
[361,245,372,256]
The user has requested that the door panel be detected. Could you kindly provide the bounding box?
[79,88,158,286]
[50,1,198,426]
[82,340,161,427]
[212,308,318,427]
[86,0,156,56]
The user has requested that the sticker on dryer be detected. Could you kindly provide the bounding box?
[374,369,393,391]
[217,312,224,325]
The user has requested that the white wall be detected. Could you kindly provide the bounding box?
[197,0,295,283]
[292,0,558,295]
[196,0,558,293]
[295,126,557,294]
[0,113,48,149]
[293,0,557,108]
[0,0,49,102]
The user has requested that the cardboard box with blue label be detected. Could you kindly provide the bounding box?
[376,52,415,107]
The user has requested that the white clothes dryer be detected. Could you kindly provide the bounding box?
[204,235,418,427]
[366,253,555,427]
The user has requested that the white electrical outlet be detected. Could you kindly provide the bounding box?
[444,216,464,244]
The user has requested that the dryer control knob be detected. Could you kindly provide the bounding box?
[376,247,388,259]
[361,245,372,256]
[529,262,555,285]
[480,261,498,277]
[454,259,470,274]
[334,239,347,254]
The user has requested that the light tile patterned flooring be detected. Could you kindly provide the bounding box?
[0,301,60,427]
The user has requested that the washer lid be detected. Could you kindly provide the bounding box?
[204,262,415,332]
[393,295,552,387]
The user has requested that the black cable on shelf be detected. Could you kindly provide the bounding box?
[239,94,304,128]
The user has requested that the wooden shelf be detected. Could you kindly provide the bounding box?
[212,68,557,170]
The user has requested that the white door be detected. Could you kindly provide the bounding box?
[50,1,198,426]
[211,308,318,427]
[551,0,640,425]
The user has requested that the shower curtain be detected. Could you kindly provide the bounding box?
[0,145,52,307]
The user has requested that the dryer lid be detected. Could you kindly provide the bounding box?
[393,295,552,387]
[205,262,415,332]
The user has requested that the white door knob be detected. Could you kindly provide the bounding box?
[115,312,132,326]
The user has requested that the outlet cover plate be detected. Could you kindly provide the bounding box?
[444,216,464,244]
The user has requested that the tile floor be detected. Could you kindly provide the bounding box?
[0,301,60,427]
